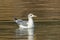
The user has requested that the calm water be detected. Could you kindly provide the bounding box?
[0,21,60,40]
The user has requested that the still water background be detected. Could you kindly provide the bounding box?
[0,21,60,40]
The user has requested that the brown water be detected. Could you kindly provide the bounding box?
[0,21,60,40]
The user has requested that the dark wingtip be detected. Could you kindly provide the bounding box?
[14,18,17,20]
[13,16,17,20]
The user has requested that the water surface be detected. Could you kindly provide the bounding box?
[0,21,60,40]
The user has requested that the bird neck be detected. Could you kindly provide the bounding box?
[28,17,34,24]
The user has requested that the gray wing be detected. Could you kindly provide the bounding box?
[20,21,28,26]
[15,19,28,26]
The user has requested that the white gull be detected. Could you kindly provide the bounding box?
[14,13,37,38]
[14,13,36,29]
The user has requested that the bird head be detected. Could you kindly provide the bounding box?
[28,13,37,18]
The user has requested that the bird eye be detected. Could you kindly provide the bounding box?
[30,15,32,16]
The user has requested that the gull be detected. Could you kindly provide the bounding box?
[14,13,37,36]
